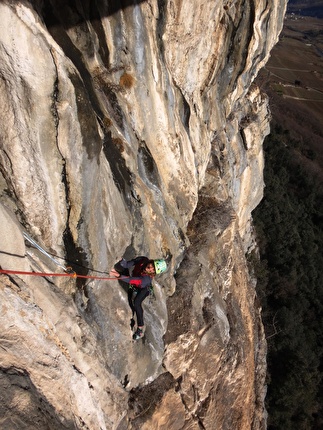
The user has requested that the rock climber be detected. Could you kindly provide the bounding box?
[110,256,167,340]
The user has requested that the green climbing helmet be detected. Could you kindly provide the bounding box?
[154,259,167,275]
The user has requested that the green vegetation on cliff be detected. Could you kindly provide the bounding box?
[252,125,323,429]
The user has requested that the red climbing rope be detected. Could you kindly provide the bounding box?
[0,268,128,281]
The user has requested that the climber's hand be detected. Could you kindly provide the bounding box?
[110,269,120,278]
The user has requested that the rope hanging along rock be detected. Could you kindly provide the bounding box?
[0,268,129,281]
[23,232,70,272]
[0,232,129,281]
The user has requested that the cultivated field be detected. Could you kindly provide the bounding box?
[257,14,323,173]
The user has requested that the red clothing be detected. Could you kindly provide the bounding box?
[119,257,153,289]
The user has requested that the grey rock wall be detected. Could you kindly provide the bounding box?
[0,1,286,429]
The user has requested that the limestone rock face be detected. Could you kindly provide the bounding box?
[0,1,286,429]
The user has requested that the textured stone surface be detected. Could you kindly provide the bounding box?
[0,0,286,428]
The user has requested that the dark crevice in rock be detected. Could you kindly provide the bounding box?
[164,252,197,344]
[41,4,100,107]
[34,0,148,26]
[61,160,70,219]
[1,273,22,291]
[176,378,192,423]
[0,151,18,201]
[177,86,191,135]
[187,197,235,248]
[226,292,245,344]
[156,0,167,56]
[197,418,207,430]
[101,130,145,247]
[68,71,103,161]
[182,96,191,134]
[0,366,75,430]
[122,374,130,388]
[76,0,110,65]
[90,10,110,65]
[72,364,83,374]
[63,225,89,291]
[206,150,222,178]
[59,156,80,293]
[156,0,179,138]
[220,0,255,96]
[195,390,212,429]
[0,146,30,228]
[48,47,70,224]
[165,196,235,344]
[202,297,216,325]
[49,52,60,130]
[177,227,186,245]
[102,130,134,206]
[40,2,107,136]
[156,0,167,71]
[59,153,84,295]
[176,379,207,429]
[128,372,176,428]
[102,87,124,130]
[240,128,248,150]
[138,142,161,190]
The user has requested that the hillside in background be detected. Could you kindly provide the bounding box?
[287,0,323,18]
[257,13,323,178]
[254,12,323,430]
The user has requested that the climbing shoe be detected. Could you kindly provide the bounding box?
[132,327,144,340]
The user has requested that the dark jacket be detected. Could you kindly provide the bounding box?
[117,257,153,289]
